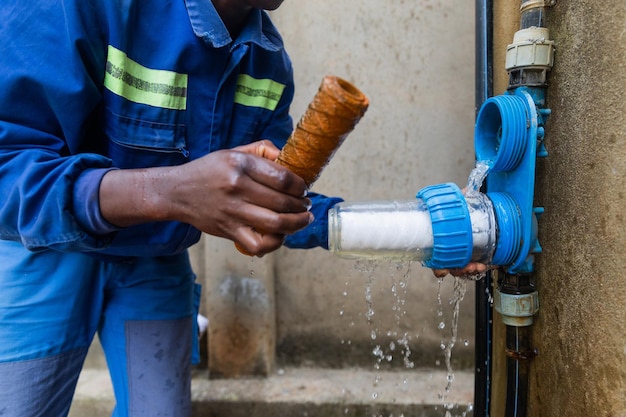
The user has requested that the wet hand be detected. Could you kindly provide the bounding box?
[432,262,491,278]
[162,144,312,257]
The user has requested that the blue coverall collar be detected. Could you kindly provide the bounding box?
[184,0,283,51]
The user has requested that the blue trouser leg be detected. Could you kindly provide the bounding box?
[99,254,197,417]
[0,241,104,416]
[0,241,198,417]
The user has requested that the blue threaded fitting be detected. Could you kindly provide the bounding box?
[474,94,528,173]
[417,183,473,269]
[488,192,522,266]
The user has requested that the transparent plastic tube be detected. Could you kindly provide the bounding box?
[328,199,434,261]
[328,193,497,264]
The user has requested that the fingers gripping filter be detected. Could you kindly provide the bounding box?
[277,75,369,187]
[417,183,473,269]
[236,76,369,255]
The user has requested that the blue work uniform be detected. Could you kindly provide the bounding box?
[0,0,341,416]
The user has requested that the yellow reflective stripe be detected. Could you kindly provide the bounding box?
[234,74,285,111]
[103,45,188,110]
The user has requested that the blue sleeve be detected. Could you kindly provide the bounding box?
[0,1,116,252]
[283,193,343,250]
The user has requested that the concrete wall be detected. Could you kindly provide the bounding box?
[489,1,626,416]
[191,0,478,374]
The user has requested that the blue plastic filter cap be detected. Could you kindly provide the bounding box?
[416,183,473,269]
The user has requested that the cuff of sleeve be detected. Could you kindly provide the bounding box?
[284,194,344,250]
[73,168,123,235]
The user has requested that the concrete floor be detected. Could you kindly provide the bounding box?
[69,366,474,417]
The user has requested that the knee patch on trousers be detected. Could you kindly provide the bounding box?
[126,318,192,417]
[0,347,88,417]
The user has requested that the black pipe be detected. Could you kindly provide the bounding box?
[499,273,537,417]
[475,0,494,112]
[504,325,533,417]
[474,0,493,416]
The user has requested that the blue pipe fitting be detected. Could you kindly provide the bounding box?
[475,87,545,274]
[417,183,473,269]
[474,94,528,172]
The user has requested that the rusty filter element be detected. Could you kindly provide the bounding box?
[276,75,369,187]
[236,75,369,255]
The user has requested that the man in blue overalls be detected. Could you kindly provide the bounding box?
[0,0,342,416]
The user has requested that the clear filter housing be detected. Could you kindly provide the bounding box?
[328,192,497,265]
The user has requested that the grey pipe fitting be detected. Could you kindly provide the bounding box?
[494,288,540,326]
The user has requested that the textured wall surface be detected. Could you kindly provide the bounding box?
[489,1,626,416]
[532,1,626,415]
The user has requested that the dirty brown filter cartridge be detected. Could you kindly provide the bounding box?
[276,75,369,187]
[236,75,369,255]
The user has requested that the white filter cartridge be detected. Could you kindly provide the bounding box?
[328,200,434,261]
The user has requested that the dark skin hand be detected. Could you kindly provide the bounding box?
[432,262,491,279]
[99,140,313,257]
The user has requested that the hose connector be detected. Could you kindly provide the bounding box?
[506,27,555,89]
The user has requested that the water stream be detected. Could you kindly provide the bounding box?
[466,160,491,195]
[343,161,492,416]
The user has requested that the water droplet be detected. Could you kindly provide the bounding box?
[371,330,377,340]
[438,321,446,330]
[464,339,470,347]
[372,392,378,399]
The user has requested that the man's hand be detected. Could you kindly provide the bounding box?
[99,141,312,257]
[432,262,491,278]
